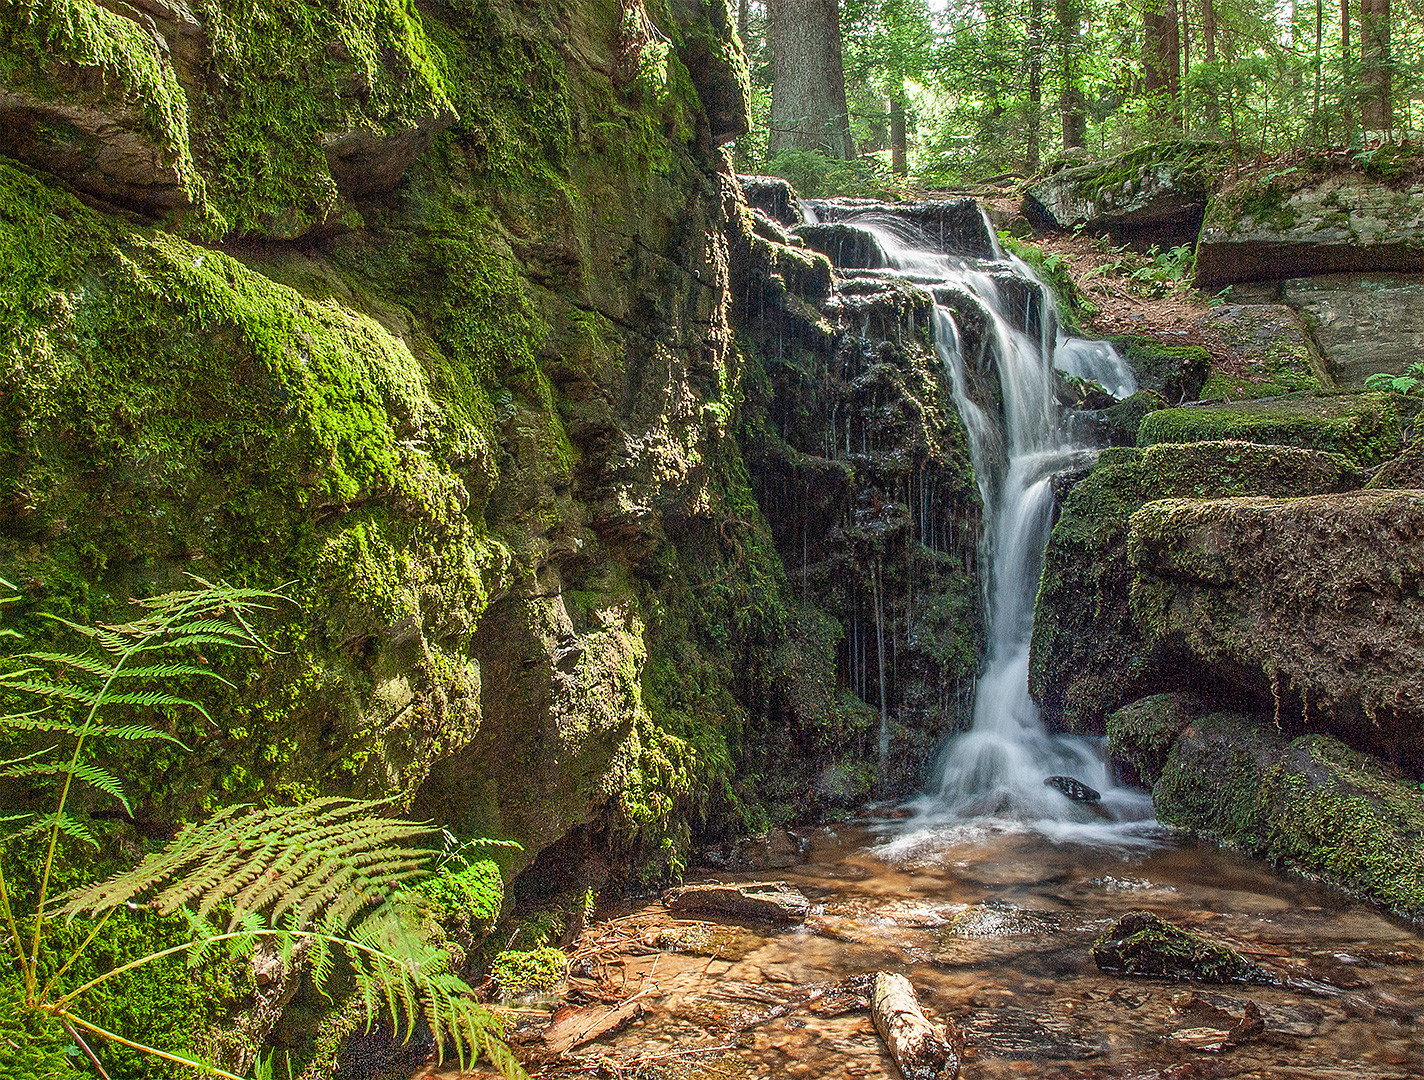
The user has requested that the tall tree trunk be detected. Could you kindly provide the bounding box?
[889,92,908,177]
[1340,0,1354,133]
[738,0,749,41]
[1056,0,1086,148]
[1201,0,1219,128]
[767,0,854,158]
[1359,0,1391,131]
[1027,0,1043,172]
[1144,0,1182,128]
[1313,0,1324,140]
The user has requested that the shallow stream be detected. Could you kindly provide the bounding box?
[544,821,1422,1080]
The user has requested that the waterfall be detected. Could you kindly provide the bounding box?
[815,207,1154,835]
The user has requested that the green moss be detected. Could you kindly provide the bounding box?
[1105,692,1197,785]
[416,857,504,929]
[0,976,86,1080]
[1070,140,1229,204]
[491,945,565,996]
[0,0,202,201]
[1,159,503,807]
[1137,394,1400,467]
[1155,713,1424,923]
[1092,909,1272,983]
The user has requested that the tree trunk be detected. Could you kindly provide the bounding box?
[767,0,854,158]
[1144,0,1182,128]
[889,92,908,177]
[1027,0,1043,172]
[1056,0,1086,148]
[1201,0,1219,128]
[1359,0,1391,132]
[738,0,749,41]
[1313,0,1324,140]
[1340,0,1354,132]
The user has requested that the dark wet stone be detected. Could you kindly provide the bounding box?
[1045,775,1102,801]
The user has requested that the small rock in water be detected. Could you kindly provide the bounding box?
[1093,910,1278,984]
[1044,775,1102,801]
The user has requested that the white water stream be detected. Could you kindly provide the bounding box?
[819,209,1156,840]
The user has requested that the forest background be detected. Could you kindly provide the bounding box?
[733,0,1424,195]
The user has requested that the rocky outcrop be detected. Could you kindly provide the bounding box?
[1129,489,1424,774]
[1281,275,1424,388]
[1030,441,1366,734]
[805,196,999,260]
[1023,140,1229,246]
[1153,711,1424,923]
[1192,303,1329,398]
[1196,166,1424,289]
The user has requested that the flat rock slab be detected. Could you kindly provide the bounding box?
[1197,170,1424,288]
[1280,274,1424,387]
[663,882,811,925]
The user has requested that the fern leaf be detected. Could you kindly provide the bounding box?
[0,715,189,747]
[60,800,434,931]
[4,760,132,816]
[20,811,99,849]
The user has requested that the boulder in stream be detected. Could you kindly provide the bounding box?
[1092,910,1277,984]
[662,881,811,925]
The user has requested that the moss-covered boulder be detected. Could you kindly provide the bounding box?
[1136,393,1400,468]
[1092,909,1275,983]
[1128,489,1424,774]
[1023,140,1230,247]
[1196,157,1424,289]
[1109,336,1210,405]
[1105,692,1201,786]
[1155,711,1424,924]
[1030,441,1365,734]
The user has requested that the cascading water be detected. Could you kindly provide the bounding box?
[813,206,1155,838]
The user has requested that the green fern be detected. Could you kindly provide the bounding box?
[1,580,529,1080]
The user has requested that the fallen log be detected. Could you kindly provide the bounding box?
[871,971,964,1080]
[662,881,810,925]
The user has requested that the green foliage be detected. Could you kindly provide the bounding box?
[1082,241,1195,297]
[490,946,565,997]
[764,148,903,199]
[1,582,526,1080]
[1364,361,1424,396]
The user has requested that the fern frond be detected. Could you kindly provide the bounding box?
[0,714,188,747]
[59,799,435,932]
[4,760,131,815]
[19,812,99,848]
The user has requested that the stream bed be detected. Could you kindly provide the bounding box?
[529,820,1422,1080]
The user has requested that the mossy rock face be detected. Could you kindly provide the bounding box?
[1128,489,1424,775]
[1109,336,1210,405]
[1092,909,1274,983]
[1367,436,1424,490]
[1105,692,1202,786]
[1197,159,1424,289]
[1023,140,1230,247]
[1155,711,1424,924]
[1030,441,1365,734]
[1136,394,1401,468]
[1100,390,1167,446]
[1193,304,1327,399]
